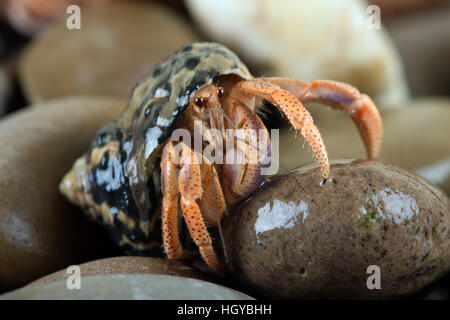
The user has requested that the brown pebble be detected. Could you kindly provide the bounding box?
[224,160,450,299]
[18,1,202,103]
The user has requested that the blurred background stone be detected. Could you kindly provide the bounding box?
[1,274,254,299]
[0,96,125,293]
[0,0,113,36]
[0,19,29,115]
[0,0,192,37]
[384,3,450,97]
[18,1,202,103]
[369,0,445,18]
[186,0,410,108]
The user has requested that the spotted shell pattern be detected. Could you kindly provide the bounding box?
[61,42,252,254]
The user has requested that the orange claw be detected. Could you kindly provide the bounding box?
[300,80,383,159]
[238,80,330,179]
[349,94,382,159]
[245,78,383,161]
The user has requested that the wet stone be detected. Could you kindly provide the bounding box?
[223,160,450,299]
[29,256,218,287]
[0,96,125,293]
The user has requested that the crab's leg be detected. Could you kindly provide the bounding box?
[255,78,383,159]
[178,146,225,273]
[160,141,183,260]
[238,80,329,179]
[198,160,226,226]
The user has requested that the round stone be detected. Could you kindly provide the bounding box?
[18,1,202,103]
[0,96,125,293]
[223,160,450,299]
[29,256,218,287]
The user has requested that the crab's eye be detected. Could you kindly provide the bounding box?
[216,88,224,100]
[194,97,205,108]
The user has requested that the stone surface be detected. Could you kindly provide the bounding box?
[0,96,126,293]
[278,98,450,195]
[223,160,450,299]
[29,256,217,287]
[1,274,254,300]
[18,1,202,103]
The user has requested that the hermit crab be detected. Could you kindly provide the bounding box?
[60,42,382,272]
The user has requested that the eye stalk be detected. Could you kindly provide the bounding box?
[193,86,224,111]
[194,97,205,108]
[216,88,224,100]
